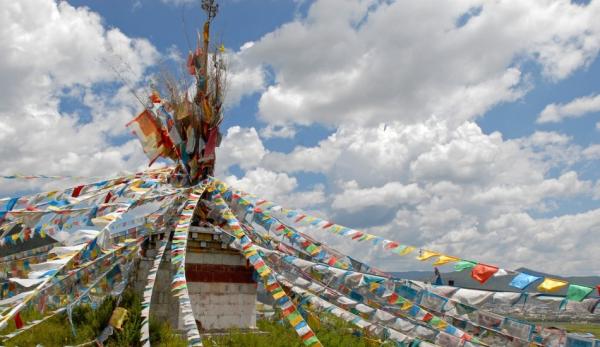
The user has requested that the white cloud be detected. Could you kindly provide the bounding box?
[259,124,297,139]
[332,181,426,212]
[223,167,324,209]
[537,93,600,123]
[224,45,266,108]
[0,0,159,194]
[583,144,600,159]
[219,118,598,274]
[216,126,267,174]
[235,0,600,127]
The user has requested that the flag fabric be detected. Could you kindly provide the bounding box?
[537,278,568,292]
[126,110,165,160]
[566,284,593,302]
[471,264,498,284]
[454,260,476,272]
[433,255,460,266]
[417,250,439,261]
[509,272,541,290]
[14,312,23,329]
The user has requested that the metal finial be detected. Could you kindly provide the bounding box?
[201,0,219,21]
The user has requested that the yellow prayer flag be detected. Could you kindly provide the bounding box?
[401,301,413,310]
[288,314,304,326]
[272,290,286,300]
[537,278,568,292]
[369,282,380,292]
[432,255,460,266]
[397,246,415,256]
[417,250,439,261]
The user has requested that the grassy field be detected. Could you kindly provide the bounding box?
[541,322,600,338]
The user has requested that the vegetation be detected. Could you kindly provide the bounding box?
[202,314,395,347]
[1,290,186,347]
[548,322,600,338]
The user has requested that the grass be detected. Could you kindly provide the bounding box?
[202,314,396,347]
[0,290,187,347]
[550,323,600,338]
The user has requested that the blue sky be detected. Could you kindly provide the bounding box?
[1,0,599,274]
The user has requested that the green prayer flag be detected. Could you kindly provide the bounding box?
[454,260,477,272]
[566,284,593,302]
[304,336,320,346]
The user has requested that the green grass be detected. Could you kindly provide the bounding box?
[2,290,406,347]
[0,290,186,347]
[202,314,395,347]
[553,323,600,338]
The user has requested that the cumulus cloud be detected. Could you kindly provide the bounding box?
[216,126,267,174]
[218,118,597,274]
[223,167,325,209]
[537,93,600,123]
[0,0,159,194]
[234,0,600,127]
[259,124,297,139]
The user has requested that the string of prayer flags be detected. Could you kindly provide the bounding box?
[140,238,169,346]
[169,185,205,347]
[215,182,600,303]
[471,264,499,284]
[537,278,569,293]
[210,191,323,347]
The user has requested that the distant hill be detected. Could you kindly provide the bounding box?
[391,267,600,297]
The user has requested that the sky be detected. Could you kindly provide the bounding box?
[0,0,599,275]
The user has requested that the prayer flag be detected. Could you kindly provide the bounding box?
[433,255,460,266]
[537,278,568,292]
[471,264,498,284]
[14,312,23,329]
[417,250,439,261]
[393,246,415,256]
[454,260,476,272]
[509,272,541,290]
[566,284,593,302]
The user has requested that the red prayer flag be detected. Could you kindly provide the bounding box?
[385,241,400,250]
[301,331,315,341]
[422,313,433,322]
[597,285,600,296]
[71,185,84,197]
[327,257,337,266]
[387,292,399,304]
[471,263,499,284]
[352,232,364,240]
[204,127,218,157]
[187,52,196,75]
[14,312,24,329]
[322,221,334,229]
[276,224,285,231]
[104,191,113,204]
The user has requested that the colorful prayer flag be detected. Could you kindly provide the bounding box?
[537,278,568,292]
[471,264,498,284]
[566,284,593,302]
[509,272,541,290]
